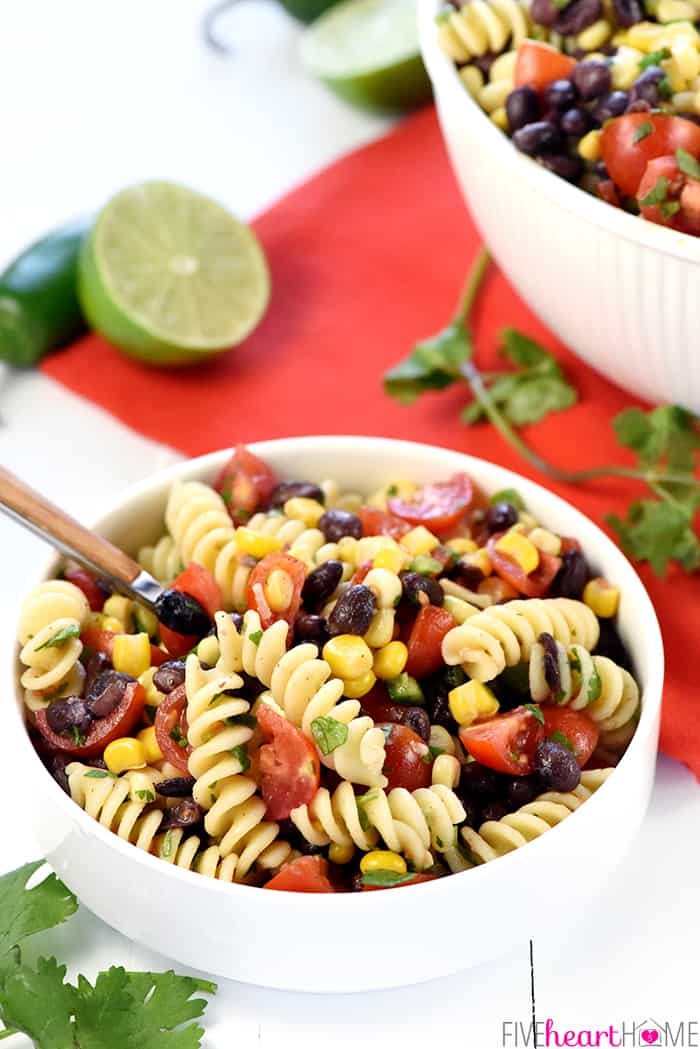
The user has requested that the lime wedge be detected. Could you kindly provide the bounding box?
[78,181,270,366]
[300,0,432,114]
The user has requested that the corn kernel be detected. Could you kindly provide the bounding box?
[495,532,540,574]
[658,0,696,20]
[328,843,355,864]
[459,64,484,97]
[323,635,373,680]
[442,594,480,624]
[429,724,457,756]
[93,614,125,634]
[104,737,147,775]
[283,497,325,527]
[490,106,509,131]
[583,577,620,618]
[137,726,163,764]
[364,609,395,649]
[611,46,645,89]
[478,79,512,113]
[446,538,478,555]
[360,850,407,875]
[464,548,493,577]
[577,18,611,50]
[528,527,562,557]
[103,595,134,631]
[663,55,688,92]
[343,669,377,699]
[265,568,295,613]
[373,545,407,573]
[400,526,440,557]
[196,634,221,665]
[128,770,157,803]
[578,129,602,162]
[112,632,151,678]
[374,640,408,680]
[235,527,282,558]
[432,753,461,789]
[138,666,164,707]
[448,681,499,726]
[354,536,398,565]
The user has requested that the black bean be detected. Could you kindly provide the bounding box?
[552,549,589,599]
[530,0,560,25]
[425,687,457,732]
[486,502,519,534]
[153,660,186,694]
[159,799,204,832]
[86,670,134,718]
[327,585,376,637]
[630,67,665,106]
[594,90,629,123]
[480,801,511,822]
[472,52,497,77]
[295,613,330,647]
[277,818,325,855]
[612,0,643,25]
[553,0,602,34]
[400,572,444,607]
[513,120,561,156]
[84,650,111,694]
[540,632,561,695]
[506,87,541,133]
[459,762,502,800]
[318,509,362,543]
[401,707,431,743]
[561,106,594,137]
[448,562,485,593]
[541,153,583,182]
[544,79,578,111]
[459,798,481,828]
[302,560,343,609]
[46,697,93,735]
[490,664,531,712]
[49,754,71,794]
[156,776,196,798]
[268,480,324,509]
[229,612,244,632]
[155,589,211,637]
[505,775,539,808]
[535,741,581,792]
[573,60,612,101]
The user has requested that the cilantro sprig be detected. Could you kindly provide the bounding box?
[384,248,700,576]
[0,861,217,1047]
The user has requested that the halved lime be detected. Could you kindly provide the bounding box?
[300,0,432,114]
[78,181,270,366]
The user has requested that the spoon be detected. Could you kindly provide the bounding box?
[0,466,163,613]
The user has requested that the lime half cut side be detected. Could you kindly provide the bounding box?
[300,0,432,114]
[78,181,270,366]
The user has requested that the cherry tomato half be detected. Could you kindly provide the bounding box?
[514,41,576,93]
[541,706,599,768]
[600,113,700,197]
[488,537,561,599]
[387,473,480,536]
[247,552,307,631]
[154,684,191,774]
[35,681,146,758]
[459,705,545,775]
[358,507,412,539]
[360,683,407,725]
[405,605,457,680]
[257,702,320,820]
[214,445,277,525]
[81,625,169,666]
[64,568,105,612]
[264,855,335,893]
[171,563,222,619]
[636,155,700,236]
[379,723,433,791]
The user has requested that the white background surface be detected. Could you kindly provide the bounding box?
[1,2,698,1046]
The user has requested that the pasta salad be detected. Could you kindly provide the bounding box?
[19,446,639,893]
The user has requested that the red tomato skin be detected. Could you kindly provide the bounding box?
[264,855,335,893]
[596,179,622,209]
[362,872,438,892]
[159,625,198,659]
[349,560,373,586]
[64,568,105,612]
[459,706,545,775]
[488,537,561,599]
[405,606,457,679]
[257,702,320,820]
[514,41,576,93]
[360,684,408,725]
[600,113,700,197]
[81,625,169,666]
[387,473,479,535]
[358,507,412,539]
[214,445,277,525]
[154,685,192,773]
[635,155,700,235]
[171,564,222,619]
[541,706,599,767]
[379,723,433,791]
[35,681,146,757]
[246,553,307,631]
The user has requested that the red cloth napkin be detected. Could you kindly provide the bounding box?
[43,106,696,777]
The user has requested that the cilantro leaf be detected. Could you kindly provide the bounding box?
[547,730,575,754]
[0,862,77,961]
[524,703,544,724]
[607,499,700,575]
[311,715,349,756]
[0,956,77,1049]
[677,148,700,180]
[639,47,671,70]
[639,176,669,208]
[613,405,700,473]
[587,669,602,704]
[361,870,416,888]
[383,322,472,404]
[35,623,80,651]
[632,121,653,144]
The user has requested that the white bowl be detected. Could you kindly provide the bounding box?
[10,436,663,992]
[418,0,700,414]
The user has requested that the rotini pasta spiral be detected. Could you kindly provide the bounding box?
[291,781,465,870]
[436,0,531,63]
[155,830,247,882]
[461,768,613,863]
[137,534,182,584]
[246,510,339,567]
[17,581,90,703]
[66,763,165,849]
[441,598,600,682]
[529,638,640,737]
[165,481,242,610]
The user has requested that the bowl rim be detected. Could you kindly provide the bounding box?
[11,435,664,907]
[417,0,700,266]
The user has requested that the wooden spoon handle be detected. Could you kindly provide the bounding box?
[0,465,143,585]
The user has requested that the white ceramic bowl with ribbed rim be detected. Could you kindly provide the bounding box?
[9,437,662,992]
[418,0,700,414]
